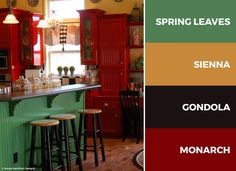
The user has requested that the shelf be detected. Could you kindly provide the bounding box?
[129,45,143,49]
[129,69,143,72]
[128,22,143,26]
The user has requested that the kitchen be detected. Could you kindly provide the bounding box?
[0,0,143,170]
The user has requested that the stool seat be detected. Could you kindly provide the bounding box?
[49,114,76,120]
[30,119,59,127]
[78,109,102,114]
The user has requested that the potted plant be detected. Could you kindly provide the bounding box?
[63,66,69,76]
[57,66,63,76]
[69,66,75,76]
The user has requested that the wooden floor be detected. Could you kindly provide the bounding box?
[72,138,143,171]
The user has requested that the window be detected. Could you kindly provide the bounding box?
[49,0,84,19]
[46,0,85,76]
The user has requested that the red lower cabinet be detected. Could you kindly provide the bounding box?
[93,96,121,137]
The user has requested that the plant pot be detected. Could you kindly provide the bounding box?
[58,70,62,76]
[64,70,68,76]
[70,70,74,76]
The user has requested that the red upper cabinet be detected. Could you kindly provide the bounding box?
[78,9,105,65]
[98,14,129,69]
[16,10,33,67]
[0,9,44,82]
[98,14,129,96]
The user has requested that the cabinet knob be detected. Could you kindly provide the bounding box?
[120,73,123,76]
[120,61,123,65]
[115,114,118,118]
[104,102,109,107]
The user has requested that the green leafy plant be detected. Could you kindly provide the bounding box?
[57,66,63,71]
[69,66,75,76]
[57,66,63,76]
[69,66,75,71]
[63,66,69,71]
[63,66,69,76]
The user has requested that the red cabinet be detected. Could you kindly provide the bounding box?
[0,9,44,82]
[99,69,126,96]
[79,12,130,136]
[98,15,128,69]
[78,9,105,65]
[93,96,121,136]
[98,14,129,96]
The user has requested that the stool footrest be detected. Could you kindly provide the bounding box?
[81,130,101,135]
[53,165,63,170]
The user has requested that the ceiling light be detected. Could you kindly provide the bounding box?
[3,13,19,24]
[37,19,50,28]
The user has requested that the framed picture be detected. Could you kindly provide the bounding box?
[28,0,39,7]
[90,0,101,3]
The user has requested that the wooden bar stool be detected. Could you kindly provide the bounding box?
[29,119,64,171]
[49,114,83,171]
[78,109,106,167]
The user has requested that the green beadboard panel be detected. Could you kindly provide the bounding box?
[0,92,84,169]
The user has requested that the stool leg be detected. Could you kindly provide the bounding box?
[78,114,84,159]
[63,120,71,171]
[54,125,65,171]
[71,119,83,171]
[96,114,106,161]
[29,126,36,167]
[83,115,88,160]
[92,115,99,167]
[41,127,46,171]
[45,126,53,171]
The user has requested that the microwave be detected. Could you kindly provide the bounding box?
[0,50,8,70]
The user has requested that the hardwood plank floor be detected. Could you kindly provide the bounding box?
[72,138,143,171]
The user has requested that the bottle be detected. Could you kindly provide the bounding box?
[130,3,139,22]
[139,3,144,21]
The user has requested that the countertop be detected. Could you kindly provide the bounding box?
[0,84,101,102]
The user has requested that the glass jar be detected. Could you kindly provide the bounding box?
[14,76,32,91]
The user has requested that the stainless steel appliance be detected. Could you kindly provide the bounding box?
[0,50,8,70]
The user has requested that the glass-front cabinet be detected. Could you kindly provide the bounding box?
[78,9,105,65]
[20,17,32,66]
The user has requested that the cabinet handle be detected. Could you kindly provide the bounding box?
[104,102,109,107]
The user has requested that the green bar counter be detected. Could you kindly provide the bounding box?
[0,84,100,168]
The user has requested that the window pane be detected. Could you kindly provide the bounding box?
[49,52,85,75]
[50,0,84,19]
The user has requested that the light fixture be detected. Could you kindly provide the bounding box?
[37,19,50,28]
[37,0,63,29]
[3,0,19,24]
[47,10,63,29]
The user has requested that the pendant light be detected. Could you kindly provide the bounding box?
[37,19,50,28]
[47,0,63,29]
[3,0,19,24]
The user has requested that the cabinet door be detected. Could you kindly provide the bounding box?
[0,22,9,48]
[79,9,105,65]
[18,13,33,67]
[98,15,128,69]
[99,69,127,96]
[93,96,121,136]
[100,110,120,136]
